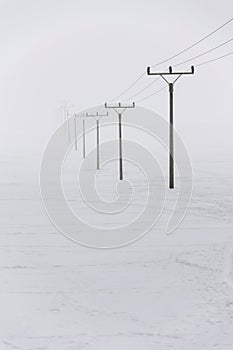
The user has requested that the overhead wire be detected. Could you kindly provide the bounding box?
[123,77,160,102]
[135,86,167,103]
[137,51,233,104]
[108,71,146,102]
[108,17,233,104]
[174,36,233,67]
[195,51,233,66]
[151,17,233,68]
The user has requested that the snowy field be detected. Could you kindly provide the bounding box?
[0,156,233,350]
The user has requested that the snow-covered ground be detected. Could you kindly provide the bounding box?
[0,156,233,350]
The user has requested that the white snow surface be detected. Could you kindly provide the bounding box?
[0,156,233,350]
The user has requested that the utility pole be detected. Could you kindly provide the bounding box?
[83,112,108,170]
[82,114,86,159]
[73,114,78,151]
[104,102,135,180]
[60,106,65,130]
[147,66,194,189]
[61,104,70,132]
[66,108,73,144]
[72,113,86,158]
[61,103,74,142]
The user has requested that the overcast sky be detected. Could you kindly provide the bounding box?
[0,0,233,162]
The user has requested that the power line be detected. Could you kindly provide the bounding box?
[136,67,192,103]
[137,50,233,103]
[123,77,160,102]
[109,71,146,102]
[196,51,233,66]
[135,47,233,104]
[109,17,233,104]
[174,37,233,67]
[151,17,233,68]
[108,49,233,106]
[135,86,166,103]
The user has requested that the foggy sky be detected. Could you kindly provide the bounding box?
[0,0,233,162]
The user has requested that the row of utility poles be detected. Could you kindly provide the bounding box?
[61,65,194,189]
[63,110,109,170]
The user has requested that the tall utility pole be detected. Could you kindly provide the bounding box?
[83,112,108,170]
[104,102,135,180]
[147,66,194,189]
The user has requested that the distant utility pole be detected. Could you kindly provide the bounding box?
[61,104,70,132]
[83,112,108,170]
[60,103,73,141]
[72,113,86,158]
[81,114,86,159]
[71,113,86,156]
[104,102,135,180]
[60,106,65,130]
[65,108,73,144]
[147,65,194,189]
[73,114,78,151]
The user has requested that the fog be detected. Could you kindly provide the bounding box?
[0,0,233,163]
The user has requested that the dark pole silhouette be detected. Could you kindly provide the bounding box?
[147,66,194,189]
[96,119,100,170]
[169,82,174,189]
[104,102,135,180]
[118,113,123,180]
